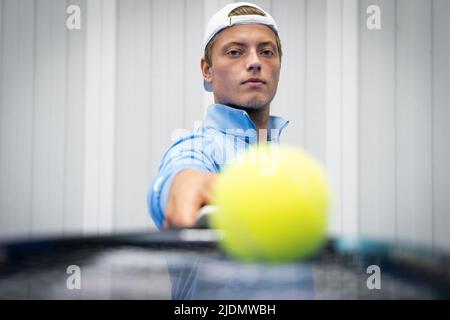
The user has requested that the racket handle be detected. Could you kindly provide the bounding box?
[193,205,218,229]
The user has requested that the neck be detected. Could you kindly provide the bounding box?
[244,106,269,142]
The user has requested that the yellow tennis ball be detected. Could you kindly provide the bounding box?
[210,144,331,262]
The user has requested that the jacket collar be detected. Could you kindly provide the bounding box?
[203,104,289,142]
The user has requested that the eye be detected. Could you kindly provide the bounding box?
[261,50,275,57]
[227,50,242,57]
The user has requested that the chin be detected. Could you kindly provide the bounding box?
[239,95,271,109]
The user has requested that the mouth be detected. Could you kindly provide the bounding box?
[241,78,266,88]
[242,78,266,85]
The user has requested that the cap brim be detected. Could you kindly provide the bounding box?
[203,79,213,92]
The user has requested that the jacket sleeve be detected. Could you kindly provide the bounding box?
[147,134,218,230]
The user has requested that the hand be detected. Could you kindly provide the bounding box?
[163,169,219,230]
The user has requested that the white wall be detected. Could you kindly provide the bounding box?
[0,0,449,251]
[358,0,450,250]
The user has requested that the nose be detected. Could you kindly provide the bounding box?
[246,50,262,72]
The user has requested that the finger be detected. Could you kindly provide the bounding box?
[173,192,205,227]
[201,174,219,202]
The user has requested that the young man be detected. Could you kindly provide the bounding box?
[147,2,289,230]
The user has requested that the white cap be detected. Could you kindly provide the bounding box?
[203,2,280,92]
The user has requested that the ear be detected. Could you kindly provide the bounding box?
[200,58,213,84]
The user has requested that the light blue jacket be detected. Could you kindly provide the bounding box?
[147,103,289,229]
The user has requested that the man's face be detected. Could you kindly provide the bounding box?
[202,24,281,110]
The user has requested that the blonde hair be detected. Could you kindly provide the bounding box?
[204,5,283,67]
